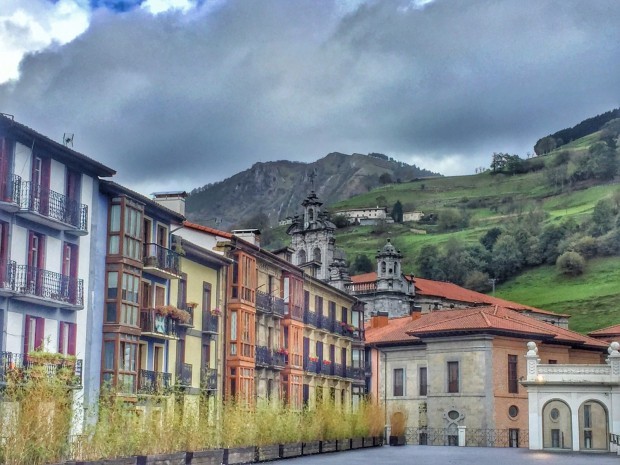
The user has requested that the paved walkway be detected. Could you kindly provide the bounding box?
[271,446,619,465]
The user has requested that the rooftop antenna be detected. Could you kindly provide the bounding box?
[63,133,74,147]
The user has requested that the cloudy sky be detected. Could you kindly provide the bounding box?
[1,0,619,195]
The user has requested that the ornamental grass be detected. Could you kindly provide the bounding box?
[1,381,385,464]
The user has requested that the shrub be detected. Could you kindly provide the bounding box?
[556,251,586,276]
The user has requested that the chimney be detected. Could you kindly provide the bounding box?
[411,304,422,320]
[232,229,261,246]
[371,311,389,329]
[152,191,188,216]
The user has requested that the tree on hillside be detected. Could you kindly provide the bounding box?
[480,227,502,251]
[331,214,349,228]
[556,251,586,276]
[350,254,374,275]
[417,244,443,280]
[534,136,557,156]
[489,235,524,281]
[379,172,393,184]
[391,201,403,223]
[590,199,615,237]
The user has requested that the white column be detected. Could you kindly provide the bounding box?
[458,426,466,447]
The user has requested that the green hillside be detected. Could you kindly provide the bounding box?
[258,118,620,334]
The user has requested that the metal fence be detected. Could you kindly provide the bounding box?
[404,427,529,448]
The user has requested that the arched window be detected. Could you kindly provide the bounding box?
[297,249,307,264]
[308,208,314,221]
[542,400,572,450]
[578,400,608,450]
[381,261,386,274]
[313,247,321,263]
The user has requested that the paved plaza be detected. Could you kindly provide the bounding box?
[271,446,619,465]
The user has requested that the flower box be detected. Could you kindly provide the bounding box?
[256,444,280,462]
[223,446,255,465]
[336,439,351,451]
[374,436,385,446]
[320,439,337,453]
[301,440,321,455]
[279,442,302,458]
[350,438,364,449]
[136,452,187,465]
[187,449,224,465]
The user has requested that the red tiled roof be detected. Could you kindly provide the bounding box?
[351,272,566,318]
[183,220,233,239]
[365,305,607,350]
[588,324,620,339]
[364,316,421,345]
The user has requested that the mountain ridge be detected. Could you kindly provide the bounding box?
[185,152,438,229]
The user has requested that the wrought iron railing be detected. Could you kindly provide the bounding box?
[0,260,16,291]
[202,312,219,334]
[320,362,332,376]
[273,297,285,317]
[0,173,21,205]
[303,357,319,374]
[303,309,317,327]
[19,181,87,231]
[140,309,179,338]
[179,306,194,327]
[137,369,172,394]
[178,363,192,387]
[201,367,218,391]
[143,243,180,276]
[350,366,365,380]
[404,427,529,448]
[272,351,286,367]
[256,291,272,314]
[333,363,345,378]
[256,345,272,366]
[0,351,83,387]
[14,264,83,306]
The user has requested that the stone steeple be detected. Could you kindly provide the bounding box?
[287,190,339,282]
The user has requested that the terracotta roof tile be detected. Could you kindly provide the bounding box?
[588,324,620,339]
[399,305,606,349]
[365,316,421,345]
[351,272,566,318]
[183,220,233,239]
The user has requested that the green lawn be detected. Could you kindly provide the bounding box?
[495,257,620,334]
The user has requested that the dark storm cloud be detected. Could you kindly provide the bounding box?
[1,0,619,193]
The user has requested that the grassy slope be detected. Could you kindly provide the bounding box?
[495,257,620,334]
[261,131,619,333]
[328,155,620,333]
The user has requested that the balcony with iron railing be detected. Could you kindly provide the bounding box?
[137,369,172,395]
[140,309,179,339]
[177,363,192,387]
[320,361,333,376]
[0,260,15,297]
[255,345,273,367]
[256,292,286,319]
[13,264,84,309]
[303,357,319,374]
[202,311,219,335]
[0,352,83,388]
[201,367,218,391]
[178,306,194,328]
[0,173,21,213]
[18,181,88,234]
[256,291,272,314]
[143,243,181,279]
[333,363,345,378]
[303,309,318,327]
